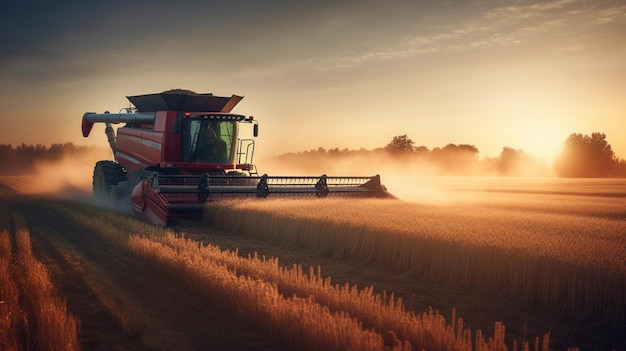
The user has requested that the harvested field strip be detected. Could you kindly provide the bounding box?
[7,198,283,350]
[204,198,626,328]
[129,233,552,351]
[0,229,80,351]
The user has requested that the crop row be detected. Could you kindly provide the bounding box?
[13,197,573,350]
[128,232,554,351]
[203,198,626,328]
[0,228,80,351]
[52,200,559,350]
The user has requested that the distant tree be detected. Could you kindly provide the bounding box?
[0,144,14,174]
[328,147,341,155]
[430,144,480,175]
[614,158,626,177]
[385,135,415,154]
[0,142,106,175]
[554,133,615,177]
[414,145,429,155]
[497,147,524,176]
[496,147,550,176]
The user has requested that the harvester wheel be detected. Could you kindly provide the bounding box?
[109,186,119,206]
[92,161,126,200]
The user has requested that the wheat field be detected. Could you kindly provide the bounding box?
[2,176,619,350]
[203,178,626,330]
[40,197,560,350]
[128,231,556,351]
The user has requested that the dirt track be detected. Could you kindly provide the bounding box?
[1,180,623,351]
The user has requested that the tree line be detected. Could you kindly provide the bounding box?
[275,132,626,177]
[1,133,624,177]
[0,143,105,175]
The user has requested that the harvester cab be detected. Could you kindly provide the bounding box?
[82,91,394,225]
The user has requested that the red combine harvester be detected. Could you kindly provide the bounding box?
[82,90,394,225]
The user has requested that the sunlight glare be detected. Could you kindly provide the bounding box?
[515,116,565,162]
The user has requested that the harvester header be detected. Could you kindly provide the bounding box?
[82,90,394,225]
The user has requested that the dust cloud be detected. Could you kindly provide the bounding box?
[11,147,111,201]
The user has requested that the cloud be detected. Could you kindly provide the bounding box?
[311,0,624,70]
[594,4,626,24]
[1,0,623,96]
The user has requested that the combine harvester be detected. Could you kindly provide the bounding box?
[82,90,394,225]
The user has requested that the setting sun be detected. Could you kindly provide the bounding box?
[514,115,567,162]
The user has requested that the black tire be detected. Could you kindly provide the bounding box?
[92,161,126,200]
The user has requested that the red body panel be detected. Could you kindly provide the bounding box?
[130,176,169,226]
[153,111,179,132]
[115,127,161,174]
[162,134,180,161]
[115,111,183,174]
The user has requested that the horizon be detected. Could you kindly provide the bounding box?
[0,133,625,166]
[0,131,623,164]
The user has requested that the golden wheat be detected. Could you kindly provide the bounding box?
[203,188,626,329]
[129,232,553,351]
[0,179,584,350]
[0,231,20,351]
[128,234,393,350]
[0,229,80,351]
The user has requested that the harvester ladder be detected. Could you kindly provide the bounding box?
[249,164,259,176]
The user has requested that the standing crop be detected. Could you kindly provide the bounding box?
[203,184,626,330]
[0,229,80,351]
[128,232,555,351]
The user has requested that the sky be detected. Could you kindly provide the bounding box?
[1,0,624,162]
